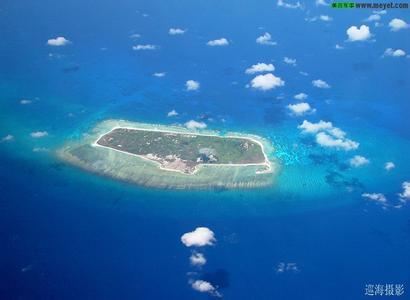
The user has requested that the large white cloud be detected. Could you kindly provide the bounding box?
[30,131,48,138]
[287,102,315,116]
[399,181,410,201]
[169,28,186,35]
[133,44,157,50]
[185,120,207,130]
[250,73,284,90]
[389,18,409,31]
[185,80,200,91]
[245,63,275,74]
[47,36,70,46]
[298,120,359,151]
[207,38,229,46]
[190,252,207,266]
[256,33,277,45]
[346,25,371,41]
[362,193,387,203]
[312,79,330,88]
[384,48,406,57]
[349,155,370,167]
[181,227,215,247]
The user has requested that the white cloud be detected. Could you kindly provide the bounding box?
[47,37,70,46]
[384,48,406,57]
[287,102,315,116]
[30,131,48,138]
[129,33,141,39]
[277,0,302,9]
[153,72,166,77]
[275,262,300,274]
[335,44,344,50]
[299,120,359,151]
[245,63,275,74]
[20,99,32,105]
[190,252,206,266]
[399,181,410,201]
[315,0,329,5]
[384,161,395,171]
[389,18,409,31]
[349,155,370,167]
[250,73,284,91]
[320,15,332,22]
[256,33,277,45]
[169,28,186,35]
[133,44,157,50]
[299,71,308,76]
[362,193,387,203]
[32,147,49,152]
[294,93,308,100]
[373,10,387,15]
[185,120,207,130]
[298,120,333,133]
[191,280,220,296]
[181,227,215,247]
[207,38,229,46]
[167,109,178,117]
[364,14,381,22]
[185,80,200,91]
[283,57,297,66]
[316,132,359,151]
[312,79,330,88]
[1,134,14,142]
[346,25,372,41]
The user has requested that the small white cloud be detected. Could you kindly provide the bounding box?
[277,0,302,9]
[185,80,200,91]
[298,120,333,133]
[315,0,328,5]
[287,102,316,116]
[167,109,178,117]
[283,57,297,66]
[294,93,308,100]
[129,33,141,39]
[191,280,220,296]
[275,262,300,274]
[364,14,381,22]
[349,155,370,167]
[384,48,406,57]
[20,99,32,105]
[335,44,344,50]
[245,63,275,74]
[320,15,332,22]
[312,79,330,88]
[362,193,387,203]
[30,131,48,138]
[185,120,207,130]
[346,25,372,41]
[181,227,215,247]
[399,181,410,201]
[299,71,308,76]
[190,252,206,266]
[316,132,359,151]
[256,33,277,46]
[384,161,395,171]
[169,28,186,35]
[47,37,70,46]
[1,134,14,142]
[373,10,387,15]
[389,18,409,31]
[132,44,157,50]
[153,72,166,77]
[207,38,229,46]
[250,73,285,91]
[32,147,49,153]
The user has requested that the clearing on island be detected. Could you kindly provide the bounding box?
[58,120,275,189]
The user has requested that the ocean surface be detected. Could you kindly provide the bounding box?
[1,0,409,299]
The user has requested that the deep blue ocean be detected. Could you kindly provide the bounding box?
[1,0,409,299]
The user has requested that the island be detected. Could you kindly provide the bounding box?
[57,120,276,189]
